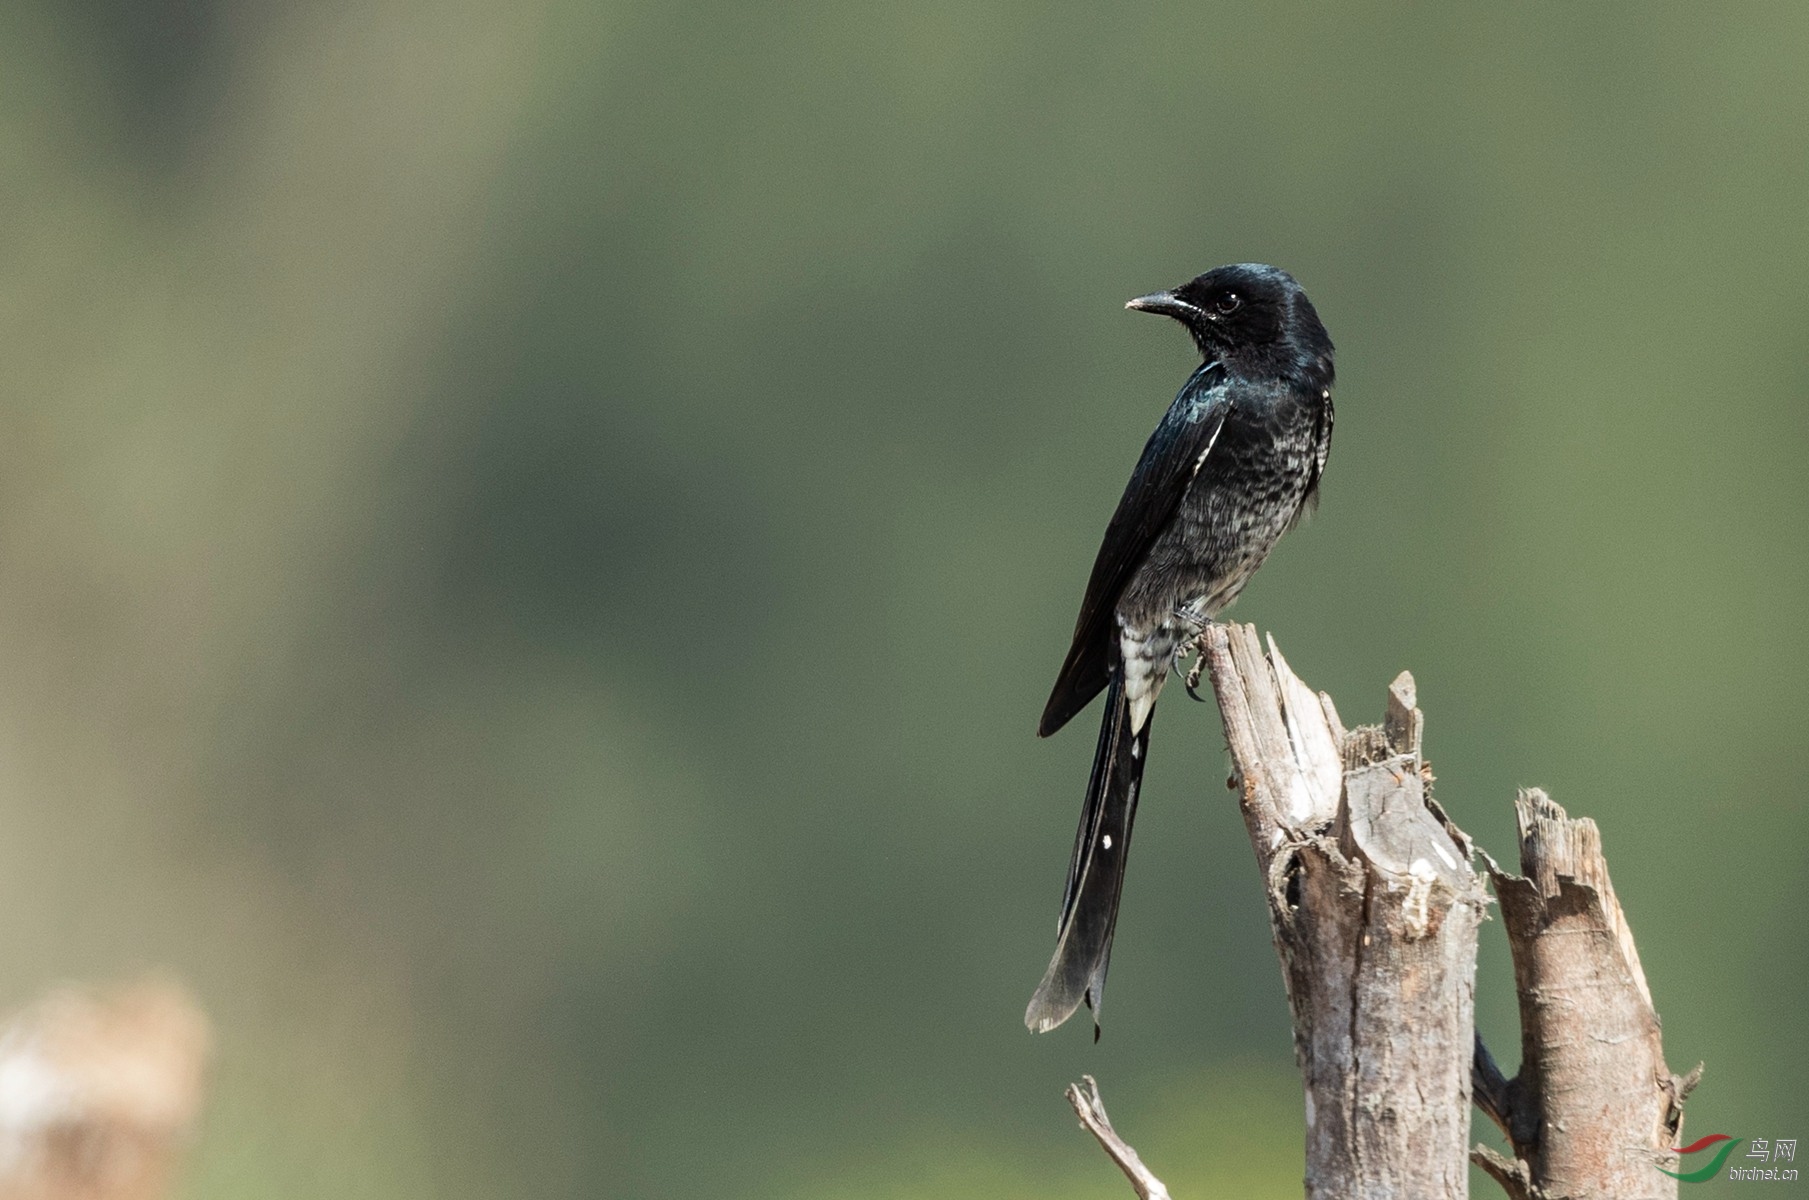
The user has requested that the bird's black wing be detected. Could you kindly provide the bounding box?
[1039,361,1230,737]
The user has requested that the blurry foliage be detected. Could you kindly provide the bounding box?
[0,1,1805,1196]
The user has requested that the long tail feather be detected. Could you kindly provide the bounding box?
[1024,668,1153,1037]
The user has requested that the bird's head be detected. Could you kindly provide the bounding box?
[1127,263,1332,378]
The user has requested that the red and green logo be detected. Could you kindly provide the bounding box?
[1660,1134,1743,1183]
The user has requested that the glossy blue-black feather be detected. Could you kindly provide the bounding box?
[1038,360,1230,737]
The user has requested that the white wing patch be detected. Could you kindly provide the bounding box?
[1188,407,1226,482]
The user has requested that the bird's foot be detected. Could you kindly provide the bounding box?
[1183,653,1208,702]
[1180,624,1215,702]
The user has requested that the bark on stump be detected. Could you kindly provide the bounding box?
[1205,624,1486,1200]
[1472,789,1699,1200]
[1058,627,1698,1200]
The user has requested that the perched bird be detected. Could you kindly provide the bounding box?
[1026,263,1334,1036]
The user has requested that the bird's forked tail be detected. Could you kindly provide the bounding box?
[1024,667,1153,1037]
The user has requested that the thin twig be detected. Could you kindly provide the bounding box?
[1064,1076,1174,1200]
[1471,1143,1537,1200]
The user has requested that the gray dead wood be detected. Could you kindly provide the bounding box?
[1203,623,1487,1200]
[1473,788,1700,1200]
[1065,1076,1174,1200]
[1056,628,1696,1200]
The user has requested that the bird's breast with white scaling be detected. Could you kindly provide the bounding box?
[1114,385,1326,677]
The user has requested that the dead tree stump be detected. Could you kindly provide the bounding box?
[1472,790,1699,1200]
[1058,626,1696,1200]
[1206,625,1487,1199]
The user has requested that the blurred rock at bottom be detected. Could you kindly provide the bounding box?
[0,980,209,1200]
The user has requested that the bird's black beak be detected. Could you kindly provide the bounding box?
[1125,291,1203,321]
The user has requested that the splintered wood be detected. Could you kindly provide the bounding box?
[1056,628,1691,1200]
[1205,624,1485,1200]
[1476,790,1697,1200]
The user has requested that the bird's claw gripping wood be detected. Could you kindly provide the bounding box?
[1182,631,1212,701]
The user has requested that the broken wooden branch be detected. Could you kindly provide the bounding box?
[1475,788,1701,1198]
[1050,627,1695,1199]
[1065,1075,1174,1200]
[1204,624,1486,1200]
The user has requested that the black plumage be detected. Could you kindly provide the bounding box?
[1026,263,1334,1036]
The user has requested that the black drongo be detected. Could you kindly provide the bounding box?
[1027,263,1335,1036]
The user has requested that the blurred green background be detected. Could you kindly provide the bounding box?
[2,2,1805,1196]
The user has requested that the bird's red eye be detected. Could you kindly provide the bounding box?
[1215,293,1241,315]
